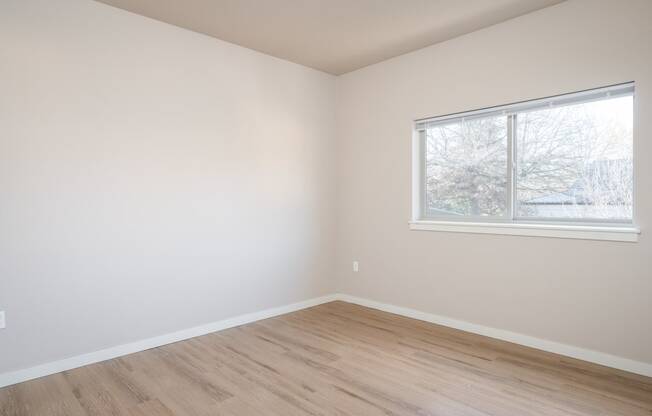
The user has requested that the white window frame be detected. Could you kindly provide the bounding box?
[410,83,640,242]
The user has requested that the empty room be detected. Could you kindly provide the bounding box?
[1,0,651,414]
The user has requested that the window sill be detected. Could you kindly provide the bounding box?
[409,220,640,242]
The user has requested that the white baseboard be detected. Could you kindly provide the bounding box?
[337,294,652,378]
[0,294,338,389]
[2,292,650,389]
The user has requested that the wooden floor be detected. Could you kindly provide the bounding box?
[1,301,651,416]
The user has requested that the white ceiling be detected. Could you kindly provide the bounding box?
[96,0,565,75]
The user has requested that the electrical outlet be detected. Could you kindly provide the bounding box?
[0,311,5,329]
[352,261,359,272]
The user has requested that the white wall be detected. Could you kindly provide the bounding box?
[0,0,336,374]
[335,0,652,364]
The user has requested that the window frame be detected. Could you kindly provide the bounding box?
[411,83,639,241]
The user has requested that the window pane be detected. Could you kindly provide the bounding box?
[425,115,507,217]
[516,95,633,220]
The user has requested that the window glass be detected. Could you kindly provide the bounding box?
[425,115,507,217]
[516,96,633,220]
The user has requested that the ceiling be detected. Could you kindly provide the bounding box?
[96,0,565,75]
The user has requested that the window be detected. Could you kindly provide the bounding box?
[412,83,638,241]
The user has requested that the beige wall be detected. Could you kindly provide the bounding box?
[0,0,336,373]
[335,0,652,364]
[2,0,651,378]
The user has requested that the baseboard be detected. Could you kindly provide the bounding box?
[2,292,650,389]
[337,294,652,378]
[0,294,338,389]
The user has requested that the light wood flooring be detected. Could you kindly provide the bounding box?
[1,301,651,415]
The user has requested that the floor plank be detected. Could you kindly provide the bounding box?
[1,301,651,415]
